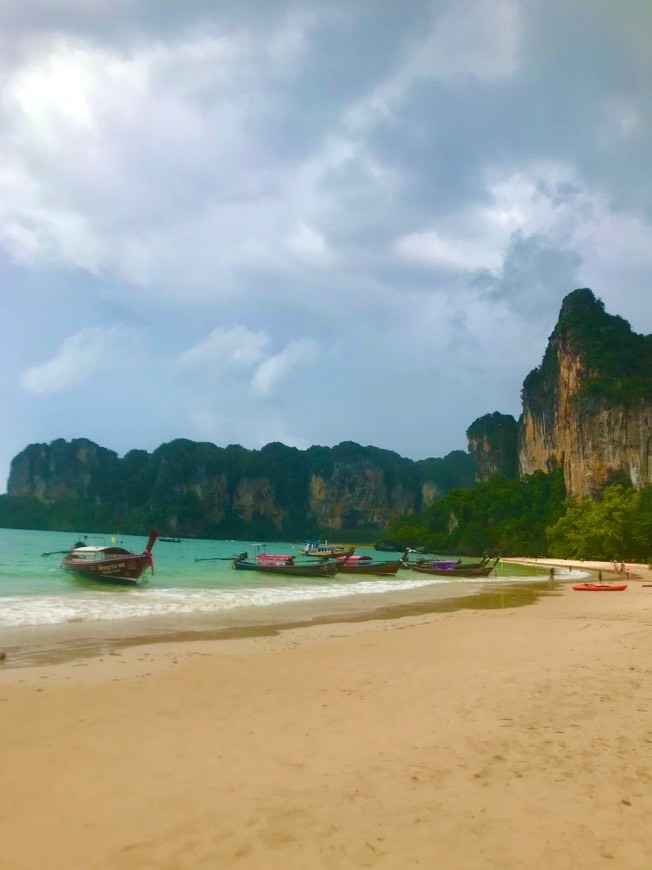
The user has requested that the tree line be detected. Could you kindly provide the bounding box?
[383,470,652,562]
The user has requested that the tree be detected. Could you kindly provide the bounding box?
[548,484,652,561]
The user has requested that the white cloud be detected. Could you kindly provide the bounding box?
[395,223,506,273]
[251,338,319,397]
[395,161,652,287]
[286,223,332,266]
[174,328,319,399]
[0,23,315,288]
[20,324,133,394]
[0,1,522,297]
[174,326,269,375]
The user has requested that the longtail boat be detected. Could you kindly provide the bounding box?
[232,553,339,577]
[335,548,410,576]
[409,557,500,577]
[61,528,159,585]
[413,555,491,571]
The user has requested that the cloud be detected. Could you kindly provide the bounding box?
[174,326,270,375]
[20,324,135,394]
[0,18,320,288]
[394,160,652,304]
[286,223,332,266]
[174,327,319,399]
[1,0,652,495]
[345,0,521,132]
[251,338,319,397]
[0,1,523,299]
[395,224,506,273]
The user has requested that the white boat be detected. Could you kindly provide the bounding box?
[300,540,353,558]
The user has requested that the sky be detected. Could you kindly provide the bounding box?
[2,0,652,492]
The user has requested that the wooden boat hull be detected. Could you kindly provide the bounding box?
[572,583,628,592]
[337,549,409,575]
[233,555,339,577]
[409,558,499,578]
[414,556,490,570]
[61,529,158,585]
[302,549,351,558]
[337,560,404,576]
[62,559,148,585]
[415,559,460,569]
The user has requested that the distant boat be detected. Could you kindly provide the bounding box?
[300,540,352,558]
[373,542,403,552]
[159,536,182,543]
[232,552,339,577]
[61,528,159,585]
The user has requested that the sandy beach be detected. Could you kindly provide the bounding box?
[1,565,651,869]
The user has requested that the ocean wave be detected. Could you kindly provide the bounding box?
[0,575,452,628]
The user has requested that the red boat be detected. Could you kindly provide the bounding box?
[572,583,628,592]
[62,528,159,585]
[336,548,409,576]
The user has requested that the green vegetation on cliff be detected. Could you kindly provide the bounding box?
[382,473,652,562]
[385,470,566,556]
[0,437,476,539]
[466,412,519,479]
[523,288,652,410]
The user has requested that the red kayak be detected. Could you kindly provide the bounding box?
[572,583,628,592]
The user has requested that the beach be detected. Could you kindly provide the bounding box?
[1,566,651,869]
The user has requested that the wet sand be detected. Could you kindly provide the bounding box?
[1,566,651,868]
[0,573,541,669]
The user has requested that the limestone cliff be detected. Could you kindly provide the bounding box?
[7,438,122,504]
[308,461,415,530]
[519,289,652,499]
[233,478,287,528]
[5,437,476,537]
[466,413,519,480]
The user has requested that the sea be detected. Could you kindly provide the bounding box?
[0,528,576,667]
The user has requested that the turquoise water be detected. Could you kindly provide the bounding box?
[0,528,557,630]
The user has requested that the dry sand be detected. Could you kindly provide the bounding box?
[1,569,651,869]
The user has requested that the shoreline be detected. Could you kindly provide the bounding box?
[1,576,651,868]
[501,555,650,578]
[2,557,647,672]
[0,572,551,670]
